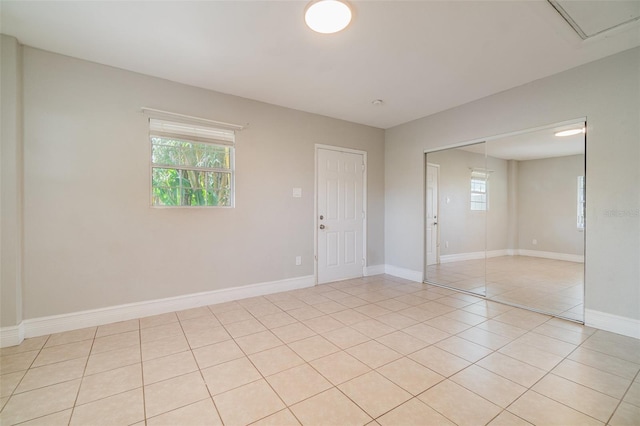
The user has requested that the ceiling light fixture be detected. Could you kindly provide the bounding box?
[555,128,585,137]
[305,0,352,34]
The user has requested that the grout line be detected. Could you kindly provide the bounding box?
[605,368,640,425]
[499,339,619,424]
[66,327,97,426]
[136,320,148,426]
[3,275,637,426]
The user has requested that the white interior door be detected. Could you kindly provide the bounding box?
[426,163,439,266]
[317,148,365,284]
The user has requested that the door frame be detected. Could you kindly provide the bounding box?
[314,144,368,285]
[424,162,440,268]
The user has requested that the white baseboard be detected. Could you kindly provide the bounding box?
[384,265,423,282]
[439,249,509,263]
[439,251,484,263]
[364,264,385,276]
[487,250,511,259]
[439,249,583,264]
[585,309,640,339]
[516,249,584,263]
[1,275,314,348]
[0,324,25,348]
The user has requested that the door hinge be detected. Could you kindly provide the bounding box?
[362,163,366,172]
[361,258,365,266]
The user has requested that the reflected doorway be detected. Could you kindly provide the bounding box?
[426,163,439,266]
[424,142,487,297]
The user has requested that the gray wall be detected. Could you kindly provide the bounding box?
[426,150,584,258]
[11,46,385,321]
[426,148,509,256]
[386,47,640,320]
[517,154,585,255]
[1,36,24,327]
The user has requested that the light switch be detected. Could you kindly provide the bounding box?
[293,187,302,198]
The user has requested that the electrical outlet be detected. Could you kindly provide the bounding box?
[445,241,449,248]
[532,239,537,245]
[295,256,301,266]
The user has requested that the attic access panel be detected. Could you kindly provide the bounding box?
[548,0,640,39]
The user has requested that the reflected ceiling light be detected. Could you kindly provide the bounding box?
[305,0,352,34]
[555,128,585,137]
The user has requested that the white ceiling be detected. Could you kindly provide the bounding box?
[551,0,640,38]
[460,122,585,161]
[2,1,639,129]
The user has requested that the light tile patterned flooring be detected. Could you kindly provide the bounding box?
[1,274,638,425]
[426,256,584,321]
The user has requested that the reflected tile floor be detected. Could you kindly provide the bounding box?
[426,256,584,321]
[2,274,638,426]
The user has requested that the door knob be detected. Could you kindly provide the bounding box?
[319,224,325,230]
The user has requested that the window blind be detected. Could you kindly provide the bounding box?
[149,118,235,146]
[470,170,490,180]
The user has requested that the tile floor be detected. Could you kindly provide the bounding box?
[1,274,638,426]
[426,256,584,321]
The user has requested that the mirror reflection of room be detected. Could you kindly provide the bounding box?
[425,143,488,296]
[425,122,586,322]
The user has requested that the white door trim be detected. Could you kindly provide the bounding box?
[314,144,367,285]
[425,162,440,268]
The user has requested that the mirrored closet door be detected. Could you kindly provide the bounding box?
[425,142,487,297]
[425,121,586,322]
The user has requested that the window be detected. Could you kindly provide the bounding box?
[577,175,585,229]
[150,118,235,207]
[470,170,489,211]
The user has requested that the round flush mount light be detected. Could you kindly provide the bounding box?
[555,128,585,137]
[305,0,352,34]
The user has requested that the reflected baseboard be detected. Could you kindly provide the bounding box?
[439,250,509,263]
[438,249,584,264]
[516,249,584,263]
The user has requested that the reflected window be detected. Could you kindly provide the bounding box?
[470,170,489,211]
[577,175,585,229]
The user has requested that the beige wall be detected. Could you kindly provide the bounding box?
[517,154,585,255]
[1,36,23,328]
[386,47,640,320]
[425,149,584,259]
[3,38,638,329]
[426,147,509,256]
[17,46,384,320]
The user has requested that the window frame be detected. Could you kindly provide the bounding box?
[470,170,489,211]
[149,119,236,208]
